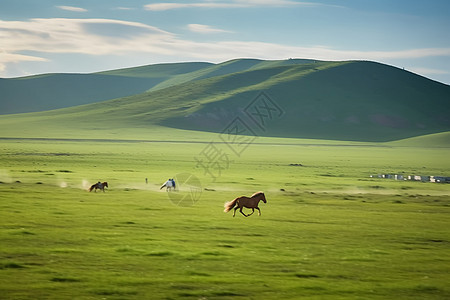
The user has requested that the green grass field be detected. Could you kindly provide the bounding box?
[1,135,449,299]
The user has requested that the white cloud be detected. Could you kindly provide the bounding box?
[56,6,88,12]
[144,3,244,11]
[144,0,313,11]
[0,18,173,55]
[114,7,135,10]
[1,17,449,77]
[0,52,47,72]
[187,24,232,34]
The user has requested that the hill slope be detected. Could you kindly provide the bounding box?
[0,60,449,142]
[0,74,161,114]
[158,60,450,141]
[0,59,315,115]
[0,62,212,114]
[387,131,450,147]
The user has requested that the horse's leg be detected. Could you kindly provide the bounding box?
[256,207,261,216]
[233,206,238,217]
[247,208,255,216]
[239,207,248,217]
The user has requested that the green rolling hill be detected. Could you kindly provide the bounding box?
[387,131,450,147]
[161,60,450,142]
[0,62,211,114]
[0,59,449,143]
[0,59,314,115]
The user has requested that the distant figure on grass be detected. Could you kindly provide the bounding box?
[89,181,108,192]
[224,192,267,217]
[160,178,176,191]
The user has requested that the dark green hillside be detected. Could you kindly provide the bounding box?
[161,61,450,141]
[0,59,314,115]
[0,61,216,115]
[144,58,316,91]
[0,59,448,142]
[0,74,160,114]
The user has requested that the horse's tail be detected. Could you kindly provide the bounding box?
[224,198,238,212]
[159,184,165,190]
[89,185,94,192]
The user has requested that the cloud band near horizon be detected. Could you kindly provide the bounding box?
[56,6,88,12]
[144,0,313,11]
[0,17,449,77]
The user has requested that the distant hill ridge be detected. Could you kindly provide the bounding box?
[0,59,449,142]
[0,59,315,115]
[157,60,450,141]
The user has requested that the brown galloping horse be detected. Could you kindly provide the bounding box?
[224,192,266,217]
[89,181,108,192]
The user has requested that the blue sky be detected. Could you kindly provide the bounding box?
[1,0,449,84]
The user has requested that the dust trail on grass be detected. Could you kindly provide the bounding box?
[0,169,12,183]
[59,181,68,188]
[81,179,91,190]
[54,174,68,188]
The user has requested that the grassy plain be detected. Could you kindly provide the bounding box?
[0,136,449,299]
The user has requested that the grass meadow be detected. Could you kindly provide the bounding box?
[0,137,449,299]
